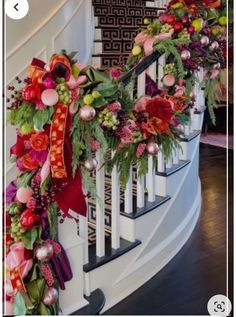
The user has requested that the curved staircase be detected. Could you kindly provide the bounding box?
[58,47,206,314]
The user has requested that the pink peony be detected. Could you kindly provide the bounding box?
[136,143,147,158]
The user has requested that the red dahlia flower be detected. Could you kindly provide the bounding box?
[145,97,173,122]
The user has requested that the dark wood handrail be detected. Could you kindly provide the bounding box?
[119,51,160,85]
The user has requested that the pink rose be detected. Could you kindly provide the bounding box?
[135,96,152,113]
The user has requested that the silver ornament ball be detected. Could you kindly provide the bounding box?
[84,157,98,172]
[200,35,210,47]
[209,41,219,51]
[213,62,221,69]
[147,142,159,156]
[181,50,191,61]
[79,105,96,122]
[35,242,54,262]
[43,287,59,306]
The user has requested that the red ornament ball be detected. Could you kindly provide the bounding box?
[173,22,183,32]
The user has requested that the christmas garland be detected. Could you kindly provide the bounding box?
[127,0,227,123]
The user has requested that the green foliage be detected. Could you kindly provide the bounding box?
[17,172,35,187]
[21,228,38,250]
[72,115,108,176]
[33,107,54,130]
[154,38,190,79]
[7,102,36,126]
[13,291,27,315]
[204,77,220,125]
[47,203,58,240]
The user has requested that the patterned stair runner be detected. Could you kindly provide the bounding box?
[92,0,163,68]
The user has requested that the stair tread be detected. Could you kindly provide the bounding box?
[84,238,141,272]
[120,194,171,219]
[71,289,105,315]
[156,160,191,177]
[180,130,201,142]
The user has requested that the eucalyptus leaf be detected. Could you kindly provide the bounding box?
[38,301,51,315]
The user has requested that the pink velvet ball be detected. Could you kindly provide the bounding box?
[16,187,33,204]
[163,74,175,87]
[41,89,59,106]
[43,287,59,306]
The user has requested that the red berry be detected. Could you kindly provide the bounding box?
[181,16,189,26]
[166,15,176,25]
[174,22,183,32]
[188,26,195,34]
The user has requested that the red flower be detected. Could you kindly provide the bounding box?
[146,117,169,135]
[146,97,173,122]
[30,132,49,151]
[22,153,39,171]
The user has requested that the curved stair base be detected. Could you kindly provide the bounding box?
[101,179,201,313]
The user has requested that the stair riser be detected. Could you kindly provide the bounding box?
[93,54,129,68]
[94,41,134,54]
[93,0,155,6]
[94,6,158,17]
[98,28,138,41]
[95,16,155,28]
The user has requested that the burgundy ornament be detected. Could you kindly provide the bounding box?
[181,50,191,61]
[43,287,59,306]
[181,16,190,26]
[35,242,54,262]
[147,142,159,156]
[188,26,195,34]
[79,105,96,122]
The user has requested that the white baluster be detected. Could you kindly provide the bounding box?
[111,151,120,249]
[148,62,157,82]
[189,108,195,132]
[78,214,89,264]
[173,147,180,165]
[184,124,190,136]
[147,155,155,202]
[157,150,165,173]
[158,54,166,88]
[136,71,146,209]
[125,167,133,214]
[166,152,173,169]
[96,150,105,257]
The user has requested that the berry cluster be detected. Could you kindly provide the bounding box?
[56,79,72,105]
[10,216,26,241]
[164,63,177,75]
[98,108,119,130]
[160,23,172,33]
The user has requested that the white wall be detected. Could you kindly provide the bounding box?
[5,0,94,184]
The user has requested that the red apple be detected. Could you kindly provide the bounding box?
[166,15,176,25]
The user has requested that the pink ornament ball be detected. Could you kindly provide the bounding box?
[79,105,96,121]
[163,74,175,87]
[43,287,59,306]
[41,89,59,106]
[43,77,56,89]
[147,142,159,156]
[181,50,191,61]
[35,242,54,262]
[16,187,33,204]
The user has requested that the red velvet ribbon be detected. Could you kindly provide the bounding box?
[27,55,87,219]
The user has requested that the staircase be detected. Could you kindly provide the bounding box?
[92,0,164,68]
[59,46,206,313]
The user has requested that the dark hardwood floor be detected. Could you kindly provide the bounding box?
[104,144,233,315]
